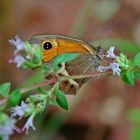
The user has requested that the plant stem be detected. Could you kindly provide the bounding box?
[22,71,112,93]
[0,71,111,106]
[60,71,112,81]
[20,76,57,94]
[21,71,111,94]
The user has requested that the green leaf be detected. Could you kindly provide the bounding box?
[9,89,22,106]
[133,52,140,67]
[24,42,32,53]
[35,47,42,60]
[0,105,5,111]
[53,53,80,72]
[121,72,131,85]
[126,70,135,86]
[121,73,128,84]
[48,98,58,106]
[0,82,11,97]
[43,65,50,74]
[0,113,8,124]
[121,71,134,86]
[55,89,68,110]
[127,108,140,124]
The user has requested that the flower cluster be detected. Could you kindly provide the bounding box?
[10,101,29,120]
[97,46,122,76]
[9,35,42,69]
[97,62,121,76]
[10,94,47,134]
[97,46,133,76]
[10,101,34,134]
[97,46,140,85]
[117,53,130,70]
[0,114,17,140]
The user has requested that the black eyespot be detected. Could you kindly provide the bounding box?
[64,80,69,85]
[43,42,52,50]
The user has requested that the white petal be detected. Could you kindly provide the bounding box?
[9,35,25,51]
[10,101,29,119]
[110,62,121,76]
[106,47,117,59]
[22,115,36,134]
[14,55,25,68]
[0,118,16,140]
[97,66,111,72]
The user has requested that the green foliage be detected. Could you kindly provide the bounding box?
[24,42,42,59]
[17,42,43,69]
[48,98,58,106]
[117,53,130,69]
[53,53,80,72]
[126,70,135,86]
[133,52,140,67]
[34,45,42,61]
[134,72,140,80]
[121,71,135,86]
[43,65,51,74]
[121,71,134,86]
[0,113,8,124]
[26,94,47,114]
[9,89,22,106]
[24,42,32,53]
[0,82,11,97]
[118,52,140,86]
[55,89,68,110]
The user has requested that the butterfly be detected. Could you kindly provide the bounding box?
[28,34,106,94]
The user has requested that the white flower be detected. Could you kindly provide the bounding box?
[106,47,117,59]
[97,62,121,76]
[22,115,36,134]
[97,66,111,72]
[10,101,29,119]
[110,62,121,76]
[9,35,25,52]
[0,118,16,140]
[9,55,25,68]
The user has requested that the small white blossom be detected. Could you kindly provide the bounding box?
[22,115,36,134]
[106,47,117,59]
[97,62,121,76]
[9,35,25,52]
[10,101,29,119]
[0,118,16,140]
[9,55,25,68]
[97,66,111,72]
[110,62,121,76]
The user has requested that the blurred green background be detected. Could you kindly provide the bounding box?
[1,0,140,140]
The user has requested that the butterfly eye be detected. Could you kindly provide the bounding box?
[43,42,52,50]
